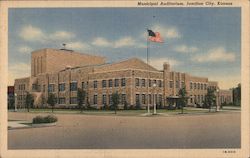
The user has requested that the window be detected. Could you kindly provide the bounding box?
[121,94,126,104]
[148,94,152,104]
[108,79,113,87]
[201,83,203,90]
[59,83,65,92]
[194,95,197,103]
[109,94,113,105]
[48,84,55,92]
[141,79,146,87]
[135,78,140,87]
[32,84,37,91]
[169,81,173,88]
[94,80,98,88]
[149,79,152,87]
[121,78,126,87]
[194,83,197,89]
[197,83,200,90]
[176,81,179,88]
[136,94,140,104]
[153,80,157,85]
[82,82,85,89]
[58,97,66,104]
[70,97,77,104]
[201,95,204,102]
[102,80,107,88]
[114,79,119,87]
[159,80,162,87]
[94,95,98,104]
[142,94,146,104]
[204,84,207,90]
[190,82,193,89]
[70,82,77,91]
[198,95,200,103]
[190,95,193,103]
[158,94,162,105]
[181,81,185,88]
[102,94,107,105]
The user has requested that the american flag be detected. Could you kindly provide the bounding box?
[147,29,164,43]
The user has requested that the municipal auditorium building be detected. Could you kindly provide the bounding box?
[14,48,233,109]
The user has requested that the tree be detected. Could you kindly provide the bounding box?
[204,88,216,112]
[77,88,86,112]
[111,92,120,114]
[178,87,188,114]
[25,92,34,112]
[232,83,241,106]
[47,93,56,113]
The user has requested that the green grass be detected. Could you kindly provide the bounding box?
[13,108,214,116]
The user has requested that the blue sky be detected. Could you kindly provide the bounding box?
[8,8,241,89]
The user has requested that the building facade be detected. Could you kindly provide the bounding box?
[14,48,233,109]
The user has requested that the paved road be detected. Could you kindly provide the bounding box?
[8,112,240,149]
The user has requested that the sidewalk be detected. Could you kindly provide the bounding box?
[8,120,31,130]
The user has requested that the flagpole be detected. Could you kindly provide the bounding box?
[147,30,150,115]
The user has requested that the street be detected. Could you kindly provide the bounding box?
[8,112,240,149]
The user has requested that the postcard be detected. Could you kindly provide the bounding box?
[0,0,249,158]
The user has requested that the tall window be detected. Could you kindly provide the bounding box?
[135,78,140,87]
[158,94,162,105]
[204,84,207,90]
[59,83,65,91]
[94,80,98,88]
[114,79,119,87]
[148,79,152,87]
[121,78,126,87]
[194,83,197,89]
[82,82,85,89]
[197,83,200,90]
[176,81,179,88]
[169,81,173,88]
[102,80,107,88]
[121,94,126,104]
[70,82,77,91]
[109,94,113,105]
[181,81,185,88]
[158,80,162,87]
[70,97,77,104]
[148,94,152,104]
[59,97,66,104]
[102,94,107,105]
[190,82,193,89]
[48,84,55,92]
[141,79,146,87]
[142,94,146,104]
[201,83,203,90]
[94,95,98,104]
[190,95,193,103]
[108,79,113,87]
[136,94,140,104]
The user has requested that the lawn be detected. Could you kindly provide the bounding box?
[10,108,215,116]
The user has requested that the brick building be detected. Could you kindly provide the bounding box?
[14,48,233,109]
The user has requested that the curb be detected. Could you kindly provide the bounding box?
[8,122,57,130]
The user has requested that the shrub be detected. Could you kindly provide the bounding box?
[32,115,58,124]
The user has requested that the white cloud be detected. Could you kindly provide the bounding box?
[67,41,90,50]
[174,45,198,53]
[18,46,32,54]
[143,57,180,70]
[8,63,31,85]
[19,25,45,42]
[193,47,235,62]
[92,36,145,48]
[19,25,76,42]
[50,31,75,40]
[92,37,112,47]
[152,24,181,39]
[114,37,135,48]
